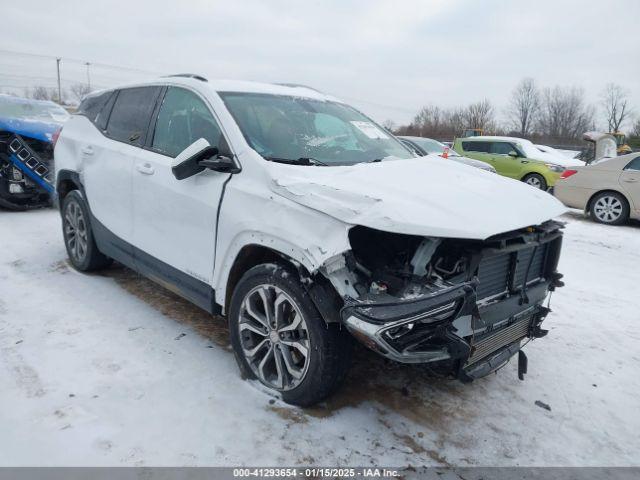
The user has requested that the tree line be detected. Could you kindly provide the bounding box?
[394,78,637,148]
[20,83,91,105]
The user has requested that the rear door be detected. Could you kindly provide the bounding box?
[82,86,161,246]
[131,86,233,306]
[460,141,493,166]
[488,141,523,178]
[619,155,640,214]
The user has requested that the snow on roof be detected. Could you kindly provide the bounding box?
[97,76,342,103]
[461,135,531,143]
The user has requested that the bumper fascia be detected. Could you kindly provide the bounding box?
[341,281,477,364]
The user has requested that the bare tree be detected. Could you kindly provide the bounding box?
[507,78,540,136]
[25,86,55,101]
[411,105,445,137]
[537,86,595,141]
[631,118,640,138]
[398,101,496,139]
[23,85,67,104]
[70,83,92,102]
[463,99,495,131]
[381,119,396,133]
[601,83,631,132]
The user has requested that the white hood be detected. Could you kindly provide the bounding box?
[270,157,567,240]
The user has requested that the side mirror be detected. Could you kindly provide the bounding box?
[508,150,519,158]
[171,138,238,180]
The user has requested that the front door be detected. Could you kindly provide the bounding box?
[132,86,232,305]
[489,141,523,179]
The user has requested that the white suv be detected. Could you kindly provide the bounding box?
[55,75,567,405]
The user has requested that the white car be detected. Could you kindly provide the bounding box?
[535,144,584,168]
[54,75,566,405]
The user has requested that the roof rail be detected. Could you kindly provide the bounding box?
[274,82,321,93]
[164,73,208,82]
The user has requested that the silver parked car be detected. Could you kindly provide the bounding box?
[399,136,497,173]
[554,153,640,225]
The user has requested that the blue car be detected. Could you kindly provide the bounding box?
[0,94,69,210]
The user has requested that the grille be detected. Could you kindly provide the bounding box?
[476,244,548,301]
[466,316,531,366]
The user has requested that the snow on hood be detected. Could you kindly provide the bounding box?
[270,157,567,240]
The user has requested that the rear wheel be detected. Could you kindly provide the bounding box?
[522,173,547,190]
[590,192,629,225]
[61,190,112,271]
[228,263,352,406]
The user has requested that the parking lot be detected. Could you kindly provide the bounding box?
[1,207,639,466]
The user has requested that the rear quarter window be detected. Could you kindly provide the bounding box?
[105,87,161,146]
[78,91,114,123]
[462,141,490,153]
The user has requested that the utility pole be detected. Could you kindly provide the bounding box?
[56,57,62,104]
[85,62,91,91]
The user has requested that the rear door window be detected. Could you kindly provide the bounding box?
[151,87,222,158]
[462,141,490,153]
[623,156,640,171]
[105,87,161,146]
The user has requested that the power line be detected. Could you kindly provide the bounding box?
[0,48,163,76]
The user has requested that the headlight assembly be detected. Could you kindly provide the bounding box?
[545,163,565,173]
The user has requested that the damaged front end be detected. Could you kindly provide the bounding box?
[324,222,564,381]
[0,131,55,210]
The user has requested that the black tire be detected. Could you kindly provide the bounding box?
[61,190,112,271]
[589,191,629,225]
[228,263,352,406]
[522,173,547,191]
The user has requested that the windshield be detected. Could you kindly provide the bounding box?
[220,92,413,165]
[0,96,70,123]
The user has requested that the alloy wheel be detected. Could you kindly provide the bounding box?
[525,176,543,189]
[594,195,623,223]
[64,200,88,263]
[238,284,310,391]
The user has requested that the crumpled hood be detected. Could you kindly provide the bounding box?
[270,157,567,240]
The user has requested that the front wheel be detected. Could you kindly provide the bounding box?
[522,173,547,190]
[228,263,352,406]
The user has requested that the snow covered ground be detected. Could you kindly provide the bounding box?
[1,208,639,467]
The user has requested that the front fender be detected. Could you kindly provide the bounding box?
[212,179,353,309]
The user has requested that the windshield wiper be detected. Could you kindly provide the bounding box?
[264,156,328,166]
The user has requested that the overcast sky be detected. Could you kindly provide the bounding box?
[2,0,639,128]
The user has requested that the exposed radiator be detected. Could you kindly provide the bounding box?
[476,244,548,301]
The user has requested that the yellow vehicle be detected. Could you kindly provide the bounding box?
[610,132,632,155]
[462,128,483,138]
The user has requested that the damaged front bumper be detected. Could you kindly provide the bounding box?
[342,281,477,364]
[0,133,54,210]
[341,279,552,379]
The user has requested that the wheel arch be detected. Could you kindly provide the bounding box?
[586,189,631,215]
[220,243,344,324]
[56,169,82,205]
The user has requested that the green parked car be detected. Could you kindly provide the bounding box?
[453,136,566,190]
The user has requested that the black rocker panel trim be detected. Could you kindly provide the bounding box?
[90,215,220,315]
[56,170,220,315]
